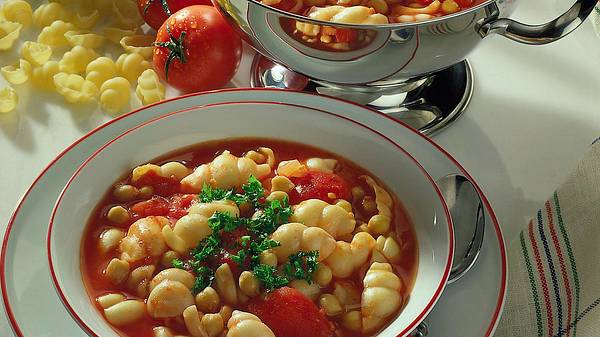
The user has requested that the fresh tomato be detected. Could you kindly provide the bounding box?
[289,171,351,204]
[153,5,242,93]
[335,28,358,43]
[248,287,335,337]
[137,0,212,30]
[131,170,181,196]
[168,194,198,219]
[131,197,170,217]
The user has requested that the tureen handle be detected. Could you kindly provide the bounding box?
[477,0,597,45]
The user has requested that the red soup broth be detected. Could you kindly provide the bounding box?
[81,138,418,337]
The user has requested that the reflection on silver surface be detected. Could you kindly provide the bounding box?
[215,0,595,85]
[251,55,473,135]
[437,174,485,284]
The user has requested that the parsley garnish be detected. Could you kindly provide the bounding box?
[208,211,241,233]
[191,266,215,294]
[170,176,313,294]
[253,264,290,290]
[231,236,280,268]
[190,235,221,262]
[248,196,293,235]
[199,175,265,207]
[199,184,230,203]
[283,251,320,283]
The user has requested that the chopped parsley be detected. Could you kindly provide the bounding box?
[253,264,290,290]
[231,236,280,268]
[247,197,293,235]
[172,176,318,294]
[191,266,215,294]
[199,175,265,207]
[283,251,320,283]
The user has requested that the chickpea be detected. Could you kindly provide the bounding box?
[351,186,364,201]
[107,205,130,224]
[132,164,161,183]
[238,271,260,297]
[259,251,278,267]
[202,313,224,337]
[368,214,391,235]
[113,184,138,201]
[105,258,130,285]
[266,191,287,203]
[335,199,352,212]
[138,186,154,199]
[196,286,221,313]
[368,0,389,13]
[290,280,320,301]
[319,294,343,316]
[313,265,333,287]
[160,250,180,268]
[219,305,233,323]
[342,311,362,331]
[441,0,460,14]
[362,196,377,214]
[270,175,294,193]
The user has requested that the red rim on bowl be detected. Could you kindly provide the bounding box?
[1,88,507,337]
[47,100,454,337]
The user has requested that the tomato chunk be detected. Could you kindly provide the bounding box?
[168,194,198,219]
[335,28,359,43]
[132,170,181,197]
[289,171,351,204]
[131,197,170,217]
[248,287,334,337]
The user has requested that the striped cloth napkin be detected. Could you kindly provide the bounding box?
[494,139,600,337]
[593,4,600,37]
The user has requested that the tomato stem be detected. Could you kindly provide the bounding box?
[154,22,187,80]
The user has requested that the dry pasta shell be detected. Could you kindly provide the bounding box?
[3,0,33,26]
[32,2,72,28]
[0,21,22,50]
[120,35,155,59]
[53,72,99,104]
[0,87,18,113]
[37,20,75,47]
[21,41,52,66]
[111,0,144,29]
[65,30,105,49]
[72,9,100,29]
[104,26,139,44]
[1,59,32,85]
